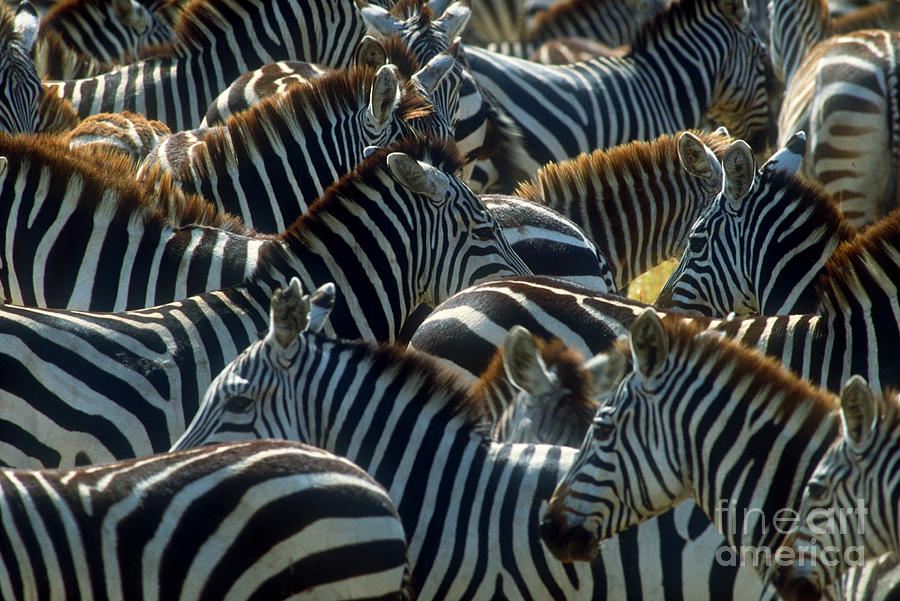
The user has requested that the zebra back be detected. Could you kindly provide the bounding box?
[0,131,258,310]
[774,379,900,601]
[656,131,856,317]
[44,0,367,129]
[0,439,410,601]
[514,129,733,289]
[0,1,40,133]
[40,0,178,64]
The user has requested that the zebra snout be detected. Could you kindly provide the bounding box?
[539,508,599,563]
[770,563,825,601]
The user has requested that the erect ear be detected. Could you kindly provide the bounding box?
[13,2,40,52]
[306,282,335,334]
[678,132,724,193]
[358,1,403,36]
[434,1,471,41]
[722,139,755,210]
[354,35,387,69]
[0,156,7,178]
[840,375,878,451]
[368,65,400,129]
[629,308,668,378]
[386,152,451,201]
[429,0,450,15]
[718,0,750,28]
[760,131,806,177]
[266,277,309,349]
[412,39,459,94]
[582,349,627,397]
[503,326,554,396]
[115,0,152,32]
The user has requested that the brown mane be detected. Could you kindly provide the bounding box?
[187,66,433,188]
[817,210,900,313]
[659,316,839,423]
[0,133,250,234]
[514,129,733,207]
[388,0,434,24]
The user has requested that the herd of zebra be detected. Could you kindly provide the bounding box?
[0,0,899,598]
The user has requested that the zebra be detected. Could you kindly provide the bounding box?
[43,0,370,130]
[536,308,895,600]
[407,178,900,394]
[0,438,410,601]
[511,128,736,291]
[138,59,453,233]
[655,130,856,317]
[772,377,900,601]
[0,135,530,467]
[0,131,262,311]
[777,29,900,226]
[0,1,40,134]
[173,277,767,601]
[462,0,776,180]
[483,0,669,62]
[40,0,179,65]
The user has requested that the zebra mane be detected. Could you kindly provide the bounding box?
[277,134,465,249]
[186,67,434,186]
[472,336,599,415]
[341,337,491,434]
[0,133,250,234]
[389,0,435,24]
[653,316,839,421]
[514,130,732,206]
[136,0,254,58]
[36,91,81,135]
[817,210,900,314]
[630,0,726,52]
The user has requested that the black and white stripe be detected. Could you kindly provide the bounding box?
[0,2,40,134]
[0,438,410,601]
[464,0,775,177]
[172,278,764,601]
[40,0,178,65]
[0,136,529,467]
[655,131,854,316]
[44,0,367,130]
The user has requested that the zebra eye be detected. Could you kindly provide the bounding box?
[472,224,496,241]
[688,235,704,254]
[806,482,829,502]
[225,395,254,413]
[592,420,616,442]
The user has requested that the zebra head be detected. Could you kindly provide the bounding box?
[380,141,531,304]
[494,326,620,448]
[702,0,778,152]
[171,278,336,450]
[540,309,689,563]
[656,131,811,316]
[0,1,40,134]
[772,376,890,601]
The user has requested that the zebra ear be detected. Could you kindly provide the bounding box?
[368,65,400,129]
[386,152,451,201]
[840,376,878,452]
[582,350,627,397]
[354,35,387,69]
[434,1,471,41]
[13,2,40,53]
[718,0,750,28]
[629,308,668,378]
[306,282,335,334]
[503,326,554,396]
[0,157,7,179]
[358,2,403,36]
[678,132,723,192]
[761,131,806,177]
[267,277,309,349]
[113,0,152,33]
[722,140,755,210]
[412,40,459,95]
